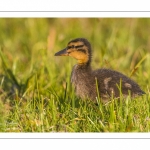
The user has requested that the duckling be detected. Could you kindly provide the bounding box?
[55,38,145,102]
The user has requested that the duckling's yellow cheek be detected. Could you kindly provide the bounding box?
[68,51,78,58]
[69,51,88,63]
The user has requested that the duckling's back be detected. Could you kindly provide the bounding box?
[93,68,145,100]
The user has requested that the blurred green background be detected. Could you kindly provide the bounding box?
[0,18,149,86]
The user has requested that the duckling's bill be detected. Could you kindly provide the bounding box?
[55,48,68,56]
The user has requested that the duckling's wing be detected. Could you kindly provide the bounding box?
[93,68,145,98]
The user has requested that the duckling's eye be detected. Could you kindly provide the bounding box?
[71,45,75,48]
[67,45,74,49]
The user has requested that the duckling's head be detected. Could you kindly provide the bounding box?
[55,38,92,65]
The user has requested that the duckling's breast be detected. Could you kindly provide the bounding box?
[71,64,97,100]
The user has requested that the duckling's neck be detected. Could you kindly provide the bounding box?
[72,63,92,86]
[76,62,92,70]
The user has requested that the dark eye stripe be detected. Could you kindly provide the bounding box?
[77,49,86,53]
[67,45,86,53]
[68,45,84,49]
[68,46,74,49]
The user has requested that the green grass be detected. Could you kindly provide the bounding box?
[0,18,150,132]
